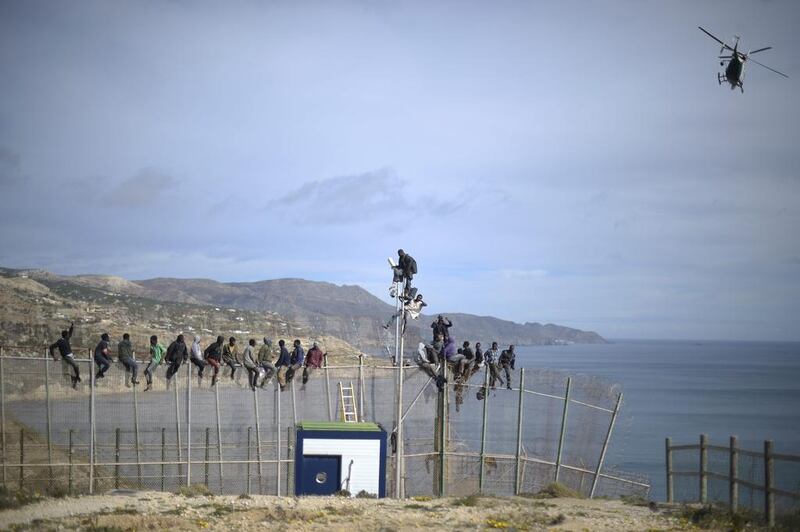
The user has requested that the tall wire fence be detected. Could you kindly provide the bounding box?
[0,345,648,499]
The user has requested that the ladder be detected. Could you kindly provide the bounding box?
[339,381,358,423]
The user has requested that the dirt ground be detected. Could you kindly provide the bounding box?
[0,489,708,531]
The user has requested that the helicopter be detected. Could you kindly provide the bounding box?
[698,26,788,92]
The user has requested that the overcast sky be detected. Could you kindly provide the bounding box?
[1,1,799,341]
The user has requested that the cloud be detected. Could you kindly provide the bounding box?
[103,168,179,206]
[0,145,22,185]
[500,268,549,280]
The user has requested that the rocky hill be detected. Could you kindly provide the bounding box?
[1,267,605,355]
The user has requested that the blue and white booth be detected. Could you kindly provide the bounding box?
[294,422,387,497]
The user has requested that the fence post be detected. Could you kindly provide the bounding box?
[0,347,6,488]
[699,434,708,504]
[437,362,448,497]
[253,386,263,494]
[514,368,525,495]
[246,427,252,495]
[358,354,365,422]
[478,364,490,493]
[555,377,571,482]
[395,362,405,498]
[765,440,774,527]
[590,392,622,498]
[133,373,141,488]
[161,427,166,491]
[68,429,74,495]
[89,350,95,494]
[214,377,224,489]
[324,353,332,421]
[665,437,673,503]
[44,350,53,478]
[204,427,210,488]
[291,377,298,426]
[186,359,191,487]
[18,428,24,489]
[174,369,183,483]
[276,381,281,496]
[115,427,120,489]
[729,436,738,512]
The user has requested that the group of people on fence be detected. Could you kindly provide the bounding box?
[49,323,326,392]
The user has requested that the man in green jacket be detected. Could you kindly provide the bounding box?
[257,337,276,386]
[144,335,166,392]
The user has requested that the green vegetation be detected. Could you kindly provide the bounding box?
[178,483,212,497]
[0,487,43,510]
[526,482,583,499]
[452,493,482,507]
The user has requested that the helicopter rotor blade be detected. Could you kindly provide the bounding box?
[748,57,789,78]
[748,46,772,55]
[698,26,734,51]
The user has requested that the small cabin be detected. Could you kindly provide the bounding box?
[294,421,387,497]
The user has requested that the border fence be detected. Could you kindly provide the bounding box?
[666,435,800,526]
[0,344,648,499]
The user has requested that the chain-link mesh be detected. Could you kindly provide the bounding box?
[0,350,648,499]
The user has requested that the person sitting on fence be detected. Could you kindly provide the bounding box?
[222,336,240,381]
[459,341,475,381]
[444,336,466,377]
[414,342,438,379]
[390,249,418,299]
[275,339,291,391]
[431,315,452,342]
[49,322,81,389]
[117,332,139,387]
[242,338,260,390]
[383,293,427,335]
[467,341,484,380]
[498,344,515,390]
[485,341,503,389]
[286,339,305,384]
[303,341,324,387]
[257,337,276,386]
[94,333,113,381]
[165,334,189,387]
[189,335,206,382]
[203,335,224,386]
[144,335,166,392]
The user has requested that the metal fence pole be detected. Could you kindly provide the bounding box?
[699,434,708,504]
[186,360,192,486]
[324,354,332,421]
[246,427,252,495]
[214,378,224,489]
[18,428,24,489]
[478,364,490,493]
[394,284,405,498]
[174,368,183,483]
[0,348,6,488]
[115,427,120,489]
[133,373,141,488]
[665,437,673,503]
[204,427,210,488]
[514,368,525,495]
[44,350,53,477]
[590,392,622,498]
[765,440,774,527]
[729,435,738,512]
[276,382,281,496]
[437,362,448,497]
[358,354,365,422]
[554,377,571,483]
[291,377,298,426]
[253,386,263,494]
[161,427,166,491]
[89,350,95,494]
[68,429,74,495]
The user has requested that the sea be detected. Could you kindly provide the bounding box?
[515,339,800,501]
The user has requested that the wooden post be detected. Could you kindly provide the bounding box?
[590,392,622,498]
[246,427,252,495]
[89,350,95,494]
[44,351,53,478]
[478,364,490,493]
[18,428,24,489]
[324,353,332,421]
[665,438,673,503]
[729,436,738,512]
[204,427,210,488]
[765,440,774,527]
[0,348,6,488]
[161,427,166,491]
[555,377,571,482]
[514,368,525,495]
[68,429,74,495]
[699,434,708,504]
[115,427,120,489]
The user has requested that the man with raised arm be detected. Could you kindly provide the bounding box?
[49,322,81,389]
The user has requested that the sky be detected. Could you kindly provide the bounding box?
[1,1,799,341]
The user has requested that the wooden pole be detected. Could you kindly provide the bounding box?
[555,377,571,483]
[590,392,622,498]
[765,440,774,527]
[665,437,673,503]
[161,427,166,491]
[68,429,74,495]
[514,368,525,495]
[478,363,489,493]
[115,427,120,489]
[89,350,95,494]
[699,434,708,504]
[729,436,738,512]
